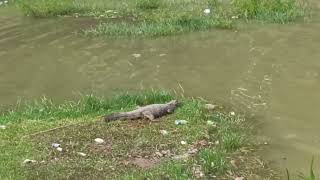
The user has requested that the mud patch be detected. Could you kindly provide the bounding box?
[87,139,113,156]
[132,157,161,169]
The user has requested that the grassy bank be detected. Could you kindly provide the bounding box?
[0,90,274,179]
[12,0,308,37]
[232,0,308,23]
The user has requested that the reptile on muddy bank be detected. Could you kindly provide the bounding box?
[104,100,180,122]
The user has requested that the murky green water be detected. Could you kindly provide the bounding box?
[1,5,320,176]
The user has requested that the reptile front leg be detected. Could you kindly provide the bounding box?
[142,111,159,121]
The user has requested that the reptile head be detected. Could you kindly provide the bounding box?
[166,100,180,113]
[168,99,180,106]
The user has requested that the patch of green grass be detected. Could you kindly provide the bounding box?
[120,161,193,179]
[14,0,309,37]
[14,0,234,37]
[198,149,228,175]
[231,0,308,23]
[85,14,233,37]
[210,112,245,152]
[0,90,266,179]
[17,0,80,17]
[136,0,162,10]
[84,1,234,37]
[0,90,174,123]
[221,131,243,151]
[15,0,126,17]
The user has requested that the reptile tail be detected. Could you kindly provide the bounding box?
[104,112,128,122]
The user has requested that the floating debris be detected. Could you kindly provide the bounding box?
[237,87,248,91]
[132,53,141,58]
[23,159,37,164]
[160,130,168,135]
[232,15,239,19]
[0,125,6,129]
[230,111,235,116]
[94,138,105,144]
[284,133,298,139]
[175,120,188,125]
[180,141,187,145]
[263,142,268,145]
[159,53,167,57]
[77,152,87,157]
[56,147,63,152]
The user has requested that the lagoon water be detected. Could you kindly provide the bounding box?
[1,3,320,176]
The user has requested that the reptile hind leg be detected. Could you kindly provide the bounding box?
[142,111,159,122]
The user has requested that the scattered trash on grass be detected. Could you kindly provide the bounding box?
[94,138,105,144]
[160,130,168,135]
[175,120,187,125]
[23,159,37,164]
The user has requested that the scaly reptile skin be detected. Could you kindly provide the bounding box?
[104,100,179,122]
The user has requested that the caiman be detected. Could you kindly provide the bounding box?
[104,100,179,122]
